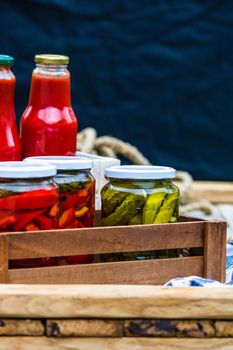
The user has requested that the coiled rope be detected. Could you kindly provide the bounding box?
[77,127,213,215]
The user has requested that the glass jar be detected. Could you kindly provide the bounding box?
[101,165,180,261]
[0,162,58,267]
[20,54,78,158]
[24,156,95,264]
[0,55,21,160]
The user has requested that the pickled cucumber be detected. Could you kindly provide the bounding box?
[101,187,129,216]
[153,192,179,224]
[101,193,146,226]
[142,191,166,224]
[128,214,142,225]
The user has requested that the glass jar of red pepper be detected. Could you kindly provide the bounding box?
[0,162,59,267]
[24,156,95,264]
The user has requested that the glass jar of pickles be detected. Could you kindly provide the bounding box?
[24,156,95,264]
[101,165,179,261]
[0,161,58,267]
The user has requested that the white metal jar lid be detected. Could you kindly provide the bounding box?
[0,161,57,178]
[105,165,176,180]
[24,156,92,170]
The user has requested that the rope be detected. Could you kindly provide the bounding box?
[77,127,213,216]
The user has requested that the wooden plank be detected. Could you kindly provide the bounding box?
[215,321,233,337]
[7,222,204,259]
[0,319,44,335]
[0,235,8,283]
[176,180,233,203]
[204,222,226,282]
[46,319,123,337]
[8,256,203,285]
[124,319,216,337]
[0,337,233,350]
[1,285,233,319]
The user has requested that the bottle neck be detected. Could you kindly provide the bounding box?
[28,64,71,108]
[0,66,15,118]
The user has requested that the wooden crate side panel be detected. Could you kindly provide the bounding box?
[6,222,205,260]
[0,236,8,283]
[204,222,227,282]
[1,285,233,319]
[0,319,44,336]
[0,337,233,350]
[46,319,123,337]
[8,256,203,285]
[0,319,233,337]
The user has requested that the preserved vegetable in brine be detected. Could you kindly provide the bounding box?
[101,166,179,261]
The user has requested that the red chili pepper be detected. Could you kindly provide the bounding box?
[35,215,53,230]
[67,219,84,229]
[0,215,16,228]
[61,190,89,210]
[24,222,40,231]
[14,209,46,231]
[59,207,75,228]
[0,188,58,211]
[86,180,95,194]
[49,202,59,217]
[81,211,94,227]
[66,255,93,265]
[75,206,89,218]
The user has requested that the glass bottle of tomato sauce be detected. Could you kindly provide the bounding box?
[20,54,78,158]
[0,55,21,160]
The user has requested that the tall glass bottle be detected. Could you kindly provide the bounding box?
[21,54,78,158]
[0,55,21,161]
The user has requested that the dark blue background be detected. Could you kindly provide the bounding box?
[1,0,233,180]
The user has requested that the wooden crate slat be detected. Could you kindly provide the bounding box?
[46,319,123,337]
[1,285,233,319]
[7,222,204,260]
[8,256,203,285]
[0,336,232,350]
[204,221,227,282]
[0,320,44,336]
[0,235,8,283]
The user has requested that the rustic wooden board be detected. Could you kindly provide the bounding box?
[124,319,216,337]
[0,337,233,350]
[0,319,44,336]
[0,285,233,319]
[8,256,203,285]
[0,236,8,283]
[7,221,204,260]
[46,319,122,337]
[204,221,226,282]
[215,321,233,337]
[0,319,233,337]
[177,180,233,203]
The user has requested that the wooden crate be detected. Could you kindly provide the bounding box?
[0,216,226,285]
[0,284,233,350]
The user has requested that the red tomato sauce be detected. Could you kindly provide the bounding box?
[0,67,21,160]
[21,72,78,157]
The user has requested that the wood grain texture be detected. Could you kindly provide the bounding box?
[46,319,122,337]
[7,222,204,260]
[215,321,233,337]
[0,319,44,335]
[124,320,215,337]
[0,285,233,319]
[177,181,233,203]
[0,235,8,283]
[0,337,233,350]
[8,256,203,285]
[204,222,226,282]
